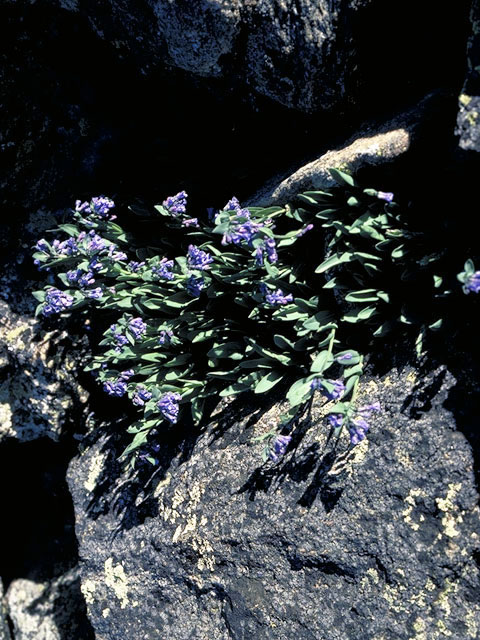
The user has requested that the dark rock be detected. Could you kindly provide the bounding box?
[68,366,480,639]
[0,0,471,213]
[456,0,480,151]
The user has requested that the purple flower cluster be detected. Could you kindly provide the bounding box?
[255,237,278,267]
[52,237,80,256]
[109,324,129,352]
[220,197,267,247]
[129,317,147,339]
[182,218,199,228]
[127,261,145,273]
[86,287,103,299]
[464,271,480,294]
[107,246,127,262]
[163,191,188,215]
[262,287,293,306]
[186,275,206,297]
[132,386,152,407]
[269,435,292,462]
[327,414,344,428]
[297,224,314,238]
[103,370,134,397]
[157,392,182,423]
[158,329,174,345]
[311,378,345,401]
[187,245,214,271]
[349,403,381,445]
[75,196,116,220]
[42,288,74,316]
[103,380,127,397]
[151,258,174,281]
[377,191,394,203]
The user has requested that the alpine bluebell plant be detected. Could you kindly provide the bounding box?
[36,170,450,468]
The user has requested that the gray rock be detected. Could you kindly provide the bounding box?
[68,366,480,639]
[6,569,89,640]
[456,0,480,151]
[0,209,89,443]
[247,92,447,207]
[0,579,11,640]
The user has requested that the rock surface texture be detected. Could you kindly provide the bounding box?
[68,366,480,639]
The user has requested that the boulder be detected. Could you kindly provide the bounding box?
[0,209,89,443]
[5,570,91,640]
[68,366,480,639]
[247,92,448,207]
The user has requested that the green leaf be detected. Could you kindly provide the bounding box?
[32,290,46,302]
[286,377,312,407]
[428,319,443,331]
[273,334,295,350]
[315,252,355,274]
[310,350,334,374]
[345,289,379,303]
[342,306,378,323]
[329,167,356,187]
[58,223,79,236]
[255,371,284,394]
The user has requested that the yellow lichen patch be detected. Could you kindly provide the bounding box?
[406,371,417,385]
[402,488,425,531]
[5,326,26,343]
[104,558,137,610]
[411,616,427,640]
[436,484,463,538]
[80,579,97,605]
[459,93,472,106]
[84,451,107,493]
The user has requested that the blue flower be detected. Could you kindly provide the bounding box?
[264,237,278,264]
[349,417,369,445]
[327,414,344,428]
[152,258,174,281]
[52,237,79,256]
[297,224,314,237]
[223,197,241,211]
[464,271,480,294]
[86,287,103,299]
[158,329,174,345]
[311,378,345,401]
[109,324,129,352]
[107,246,127,262]
[269,434,292,462]
[42,288,74,316]
[132,386,152,407]
[163,191,188,215]
[35,239,49,253]
[182,218,199,228]
[377,191,394,203]
[186,275,206,297]
[336,353,353,363]
[76,196,116,220]
[129,317,147,339]
[348,403,380,445]
[264,288,293,306]
[187,245,213,271]
[119,369,135,380]
[157,392,182,423]
[127,261,145,273]
[103,380,127,397]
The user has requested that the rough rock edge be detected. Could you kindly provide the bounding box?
[247,92,445,207]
